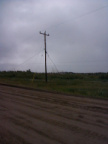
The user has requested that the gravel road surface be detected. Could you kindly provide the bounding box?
[0,84,108,144]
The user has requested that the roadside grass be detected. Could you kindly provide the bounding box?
[0,76,108,99]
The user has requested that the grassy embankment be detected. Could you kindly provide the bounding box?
[0,71,108,99]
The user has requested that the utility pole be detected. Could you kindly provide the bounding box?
[40,31,49,82]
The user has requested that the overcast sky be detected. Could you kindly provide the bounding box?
[0,0,108,72]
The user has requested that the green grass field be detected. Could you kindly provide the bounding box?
[0,71,108,99]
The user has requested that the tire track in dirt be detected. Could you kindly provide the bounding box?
[0,88,108,131]
[0,90,108,130]
[0,85,108,144]
[0,89,108,114]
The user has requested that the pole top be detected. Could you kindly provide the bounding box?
[39,31,49,36]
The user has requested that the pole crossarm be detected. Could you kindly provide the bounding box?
[40,31,49,36]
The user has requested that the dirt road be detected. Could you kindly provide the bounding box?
[0,84,108,144]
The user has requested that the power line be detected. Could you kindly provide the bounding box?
[47,53,59,73]
[15,49,44,70]
[45,5,108,31]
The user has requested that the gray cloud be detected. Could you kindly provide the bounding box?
[0,0,108,72]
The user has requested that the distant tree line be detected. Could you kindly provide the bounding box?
[0,70,108,80]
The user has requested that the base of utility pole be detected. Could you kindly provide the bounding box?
[40,31,49,82]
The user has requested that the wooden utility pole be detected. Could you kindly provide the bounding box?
[40,31,49,82]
